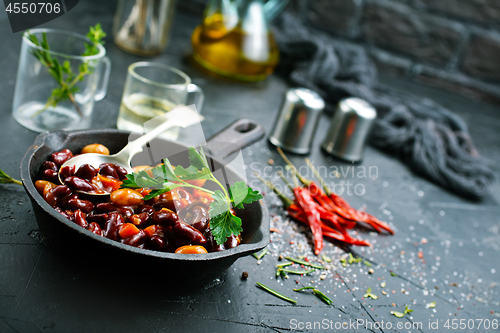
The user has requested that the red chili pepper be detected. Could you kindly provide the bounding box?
[307,182,356,220]
[307,182,393,234]
[293,187,323,255]
[329,192,394,234]
[287,204,370,247]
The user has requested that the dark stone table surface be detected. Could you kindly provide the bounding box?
[0,2,499,332]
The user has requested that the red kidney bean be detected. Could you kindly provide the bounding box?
[203,230,225,252]
[139,204,154,215]
[149,235,165,250]
[152,200,177,212]
[88,222,102,236]
[224,234,241,249]
[112,164,128,180]
[99,163,127,180]
[99,165,119,179]
[75,164,97,180]
[95,202,116,213]
[103,212,125,241]
[54,207,72,220]
[59,165,76,181]
[51,149,73,166]
[152,208,178,226]
[121,230,147,247]
[66,192,78,200]
[64,176,96,193]
[87,213,108,226]
[183,198,210,212]
[151,189,192,212]
[172,220,206,245]
[116,207,134,219]
[162,225,189,248]
[129,212,151,228]
[177,188,193,202]
[41,161,58,172]
[183,206,210,232]
[43,169,59,183]
[93,202,133,219]
[65,210,75,221]
[44,185,71,207]
[62,198,94,214]
[73,210,88,228]
[59,193,78,208]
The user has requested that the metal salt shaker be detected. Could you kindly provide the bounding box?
[269,88,325,154]
[321,97,377,162]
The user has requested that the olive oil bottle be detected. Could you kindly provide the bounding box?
[191,0,286,82]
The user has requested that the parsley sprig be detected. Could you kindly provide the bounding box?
[27,23,106,118]
[120,146,263,245]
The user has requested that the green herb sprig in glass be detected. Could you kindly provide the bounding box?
[27,23,106,118]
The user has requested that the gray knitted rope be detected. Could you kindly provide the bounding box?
[273,13,495,200]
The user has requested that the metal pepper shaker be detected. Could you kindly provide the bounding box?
[269,88,325,154]
[321,97,376,162]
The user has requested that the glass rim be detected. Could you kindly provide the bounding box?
[22,28,106,60]
[128,62,192,89]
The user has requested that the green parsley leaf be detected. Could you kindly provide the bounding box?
[230,181,248,208]
[143,188,169,201]
[426,301,436,309]
[134,170,161,188]
[159,159,177,180]
[210,211,243,245]
[209,190,230,217]
[242,187,263,204]
[173,165,198,177]
[188,146,209,170]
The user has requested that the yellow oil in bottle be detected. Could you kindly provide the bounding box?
[191,13,280,82]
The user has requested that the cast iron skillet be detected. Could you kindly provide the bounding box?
[20,119,269,285]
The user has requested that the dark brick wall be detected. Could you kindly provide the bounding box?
[179,0,500,103]
[294,0,500,103]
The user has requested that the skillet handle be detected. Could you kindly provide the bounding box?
[205,119,265,159]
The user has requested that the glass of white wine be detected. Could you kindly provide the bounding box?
[117,62,204,140]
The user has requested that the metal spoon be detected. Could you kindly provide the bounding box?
[59,106,203,196]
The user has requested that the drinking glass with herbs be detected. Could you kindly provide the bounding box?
[12,24,111,132]
[117,62,204,141]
